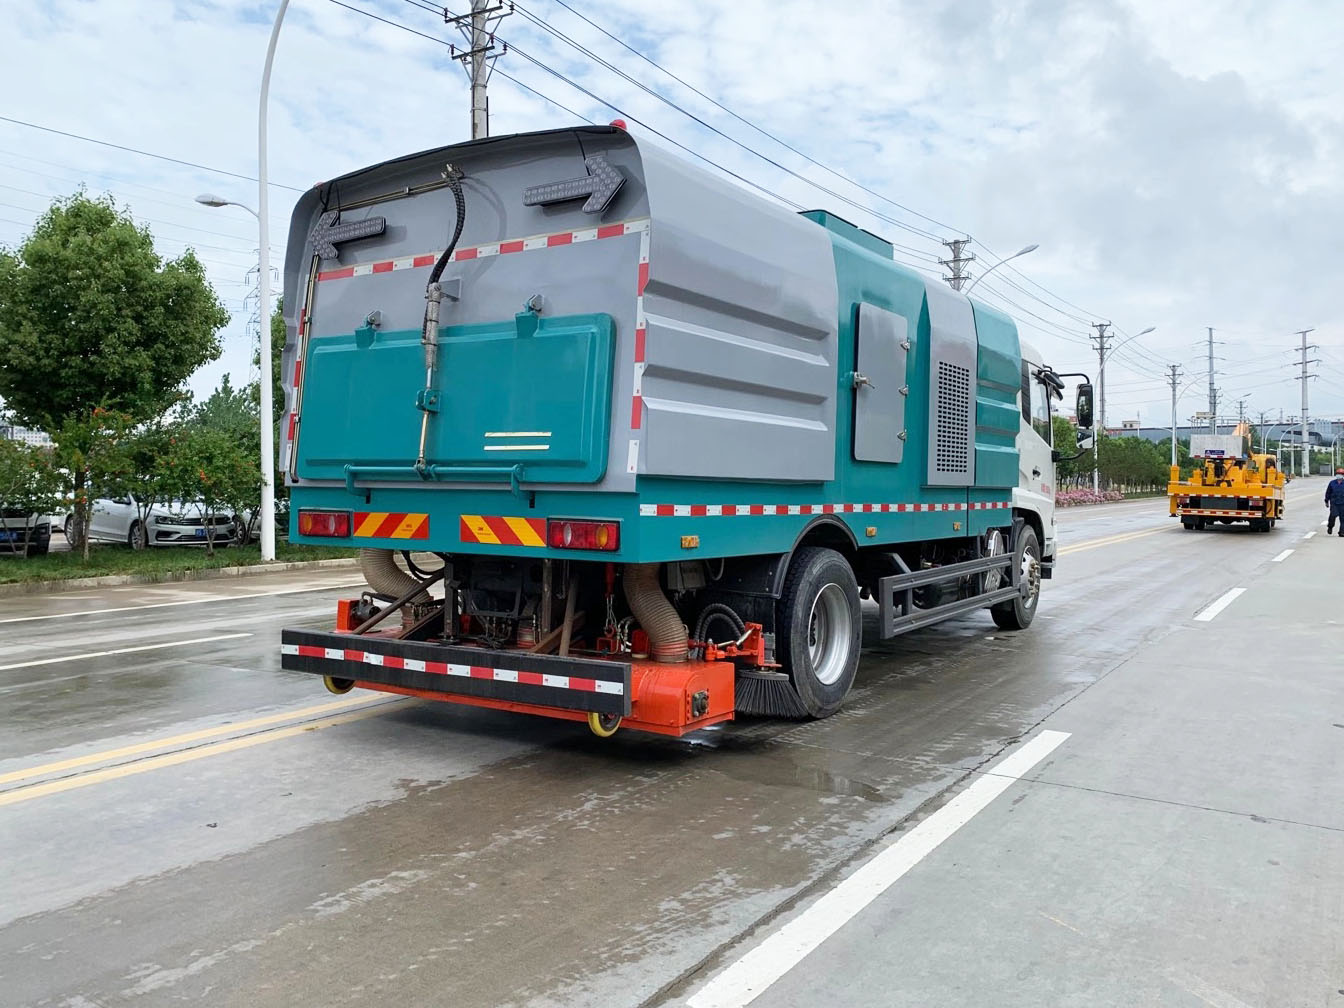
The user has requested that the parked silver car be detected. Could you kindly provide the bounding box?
[64,495,236,549]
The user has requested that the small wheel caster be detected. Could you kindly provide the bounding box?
[323,675,355,695]
[587,711,622,738]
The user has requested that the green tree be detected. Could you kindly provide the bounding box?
[0,193,230,539]
[197,373,258,452]
[168,427,259,556]
[53,408,137,561]
[0,439,65,557]
[1051,416,1083,484]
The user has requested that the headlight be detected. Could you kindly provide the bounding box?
[155,515,184,524]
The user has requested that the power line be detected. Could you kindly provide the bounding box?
[523,0,959,236]
[0,115,305,192]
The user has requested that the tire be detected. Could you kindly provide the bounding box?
[777,546,861,719]
[991,526,1042,631]
[233,516,252,547]
[28,530,50,557]
[1182,519,1195,531]
[63,515,80,545]
[128,521,147,551]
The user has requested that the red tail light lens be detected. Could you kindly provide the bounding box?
[298,510,351,537]
[547,519,620,551]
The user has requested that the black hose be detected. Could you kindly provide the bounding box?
[693,603,746,659]
[427,173,467,287]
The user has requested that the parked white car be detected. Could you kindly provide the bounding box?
[64,495,236,549]
[0,511,54,556]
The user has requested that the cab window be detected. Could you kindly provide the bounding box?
[1031,378,1052,444]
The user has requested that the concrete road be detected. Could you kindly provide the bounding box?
[0,487,1338,1007]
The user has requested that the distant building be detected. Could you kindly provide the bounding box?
[0,425,53,448]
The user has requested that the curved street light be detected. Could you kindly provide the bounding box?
[962,244,1039,295]
[194,3,288,563]
[195,194,259,219]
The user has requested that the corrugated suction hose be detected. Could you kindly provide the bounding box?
[623,563,688,663]
[359,548,431,606]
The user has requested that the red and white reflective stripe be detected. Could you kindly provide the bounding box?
[628,225,652,473]
[313,217,651,283]
[637,501,1011,517]
[1180,508,1263,517]
[281,643,625,696]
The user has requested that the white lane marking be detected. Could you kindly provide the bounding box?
[1270,549,1294,562]
[0,582,364,624]
[1304,531,1317,540]
[0,633,252,673]
[686,729,1071,1008]
[1194,588,1247,622]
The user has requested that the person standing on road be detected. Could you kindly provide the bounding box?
[1326,469,1344,536]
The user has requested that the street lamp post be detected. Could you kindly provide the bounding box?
[961,244,1039,295]
[195,1,288,563]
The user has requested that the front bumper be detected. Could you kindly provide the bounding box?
[152,522,235,545]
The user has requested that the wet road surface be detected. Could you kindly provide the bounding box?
[1,488,1339,1007]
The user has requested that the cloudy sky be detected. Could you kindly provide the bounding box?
[3,0,1342,430]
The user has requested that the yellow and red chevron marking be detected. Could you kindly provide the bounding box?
[353,512,430,540]
[459,514,547,548]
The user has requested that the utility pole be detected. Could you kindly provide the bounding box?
[940,238,974,291]
[1207,326,1217,433]
[449,1,512,140]
[1295,328,1318,476]
[1090,322,1111,493]
[1167,365,1181,467]
[1256,409,1273,453]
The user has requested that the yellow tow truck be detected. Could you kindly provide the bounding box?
[1168,427,1285,533]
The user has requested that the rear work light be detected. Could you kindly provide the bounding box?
[298,510,351,538]
[547,518,620,552]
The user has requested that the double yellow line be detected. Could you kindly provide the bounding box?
[1059,525,1170,556]
[0,693,412,808]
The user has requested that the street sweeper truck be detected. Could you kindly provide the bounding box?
[278,124,1093,738]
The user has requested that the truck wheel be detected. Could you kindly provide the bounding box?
[991,526,1041,631]
[777,547,860,719]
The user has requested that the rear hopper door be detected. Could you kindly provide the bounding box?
[292,213,633,486]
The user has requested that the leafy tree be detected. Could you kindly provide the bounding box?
[0,193,230,531]
[116,420,181,543]
[0,439,65,557]
[197,373,258,453]
[168,427,259,556]
[53,408,136,561]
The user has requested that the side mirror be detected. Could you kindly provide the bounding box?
[1075,382,1095,431]
[1076,430,1095,452]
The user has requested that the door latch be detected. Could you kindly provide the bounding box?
[850,371,875,390]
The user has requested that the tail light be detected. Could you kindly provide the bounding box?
[298,509,351,537]
[547,518,620,551]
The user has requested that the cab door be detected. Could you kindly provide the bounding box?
[1016,360,1057,553]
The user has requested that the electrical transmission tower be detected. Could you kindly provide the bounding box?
[244,255,278,384]
[1295,328,1318,476]
[1206,326,1217,433]
[940,238,975,291]
[447,1,513,139]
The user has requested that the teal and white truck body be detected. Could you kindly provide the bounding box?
[278,125,1092,736]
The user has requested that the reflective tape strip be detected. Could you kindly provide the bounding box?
[637,501,1011,516]
[295,647,624,696]
[459,514,546,548]
[352,512,430,540]
[315,217,651,283]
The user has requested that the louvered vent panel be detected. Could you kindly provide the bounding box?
[935,361,971,474]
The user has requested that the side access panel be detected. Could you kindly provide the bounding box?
[853,303,909,464]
